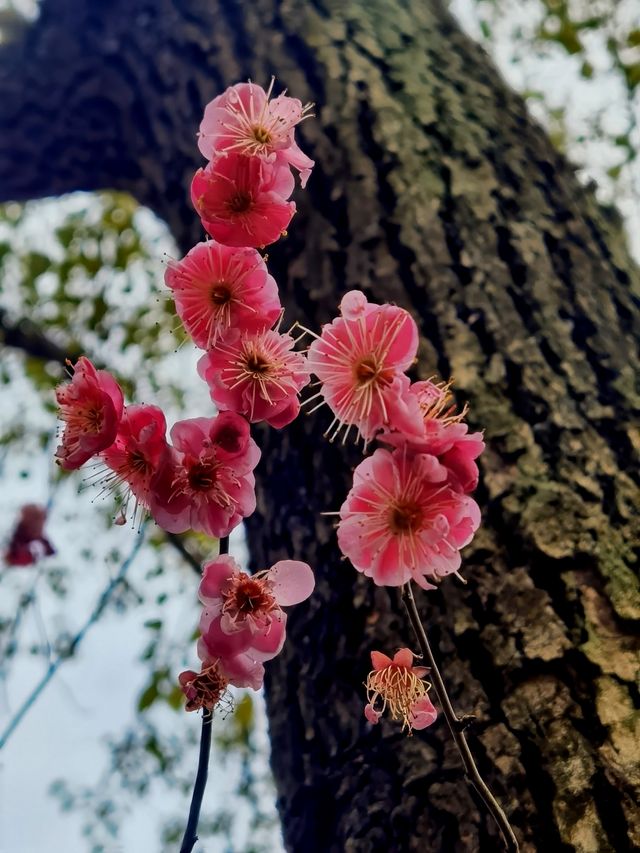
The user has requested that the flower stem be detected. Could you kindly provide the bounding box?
[179,535,229,853]
[401,582,519,852]
[179,709,213,853]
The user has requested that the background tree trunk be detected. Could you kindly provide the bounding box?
[1,1,638,851]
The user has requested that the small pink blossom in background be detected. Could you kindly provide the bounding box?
[198,327,310,428]
[149,415,260,538]
[4,504,55,567]
[198,79,314,187]
[337,447,481,588]
[380,379,485,494]
[165,240,281,349]
[306,290,419,443]
[364,648,437,733]
[198,554,315,674]
[55,357,124,470]
[101,404,169,520]
[191,154,296,248]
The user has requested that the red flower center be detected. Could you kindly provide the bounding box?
[211,282,232,305]
[223,575,278,620]
[245,352,271,375]
[389,500,423,534]
[353,356,393,388]
[227,191,253,215]
[188,461,218,491]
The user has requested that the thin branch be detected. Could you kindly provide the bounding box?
[0,308,79,364]
[166,532,202,576]
[179,534,229,853]
[0,527,146,751]
[180,708,213,853]
[402,582,519,853]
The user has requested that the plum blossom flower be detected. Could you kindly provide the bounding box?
[198,327,310,428]
[179,661,230,713]
[100,404,169,522]
[165,240,281,349]
[364,648,437,733]
[149,415,259,538]
[191,154,296,248]
[197,554,315,669]
[380,379,485,493]
[305,291,419,444]
[337,447,481,588]
[4,504,55,567]
[55,357,124,470]
[198,79,314,187]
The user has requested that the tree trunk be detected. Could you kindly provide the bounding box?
[1,1,638,851]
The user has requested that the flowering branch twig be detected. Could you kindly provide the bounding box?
[401,582,519,852]
[179,535,228,853]
[0,528,146,751]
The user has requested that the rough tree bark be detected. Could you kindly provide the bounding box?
[1,1,638,851]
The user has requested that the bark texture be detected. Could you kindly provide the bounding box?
[1,1,638,851]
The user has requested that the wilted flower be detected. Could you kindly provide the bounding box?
[179,661,230,712]
[364,648,437,733]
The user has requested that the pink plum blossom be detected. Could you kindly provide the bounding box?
[55,356,124,470]
[364,648,437,733]
[197,554,315,668]
[198,327,310,428]
[306,291,419,443]
[149,415,260,538]
[165,240,281,349]
[191,154,296,248]
[198,79,314,187]
[4,504,55,567]
[380,379,485,493]
[101,404,169,522]
[337,447,481,588]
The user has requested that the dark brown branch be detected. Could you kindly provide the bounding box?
[179,535,229,853]
[0,308,78,364]
[402,582,519,852]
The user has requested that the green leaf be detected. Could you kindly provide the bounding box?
[137,683,158,712]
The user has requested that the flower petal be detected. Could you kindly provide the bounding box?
[268,560,315,606]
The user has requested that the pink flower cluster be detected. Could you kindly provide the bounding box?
[307,290,484,592]
[55,371,261,538]
[306,291,486,732]
[192,554,315,692]
[55,81,317,712]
